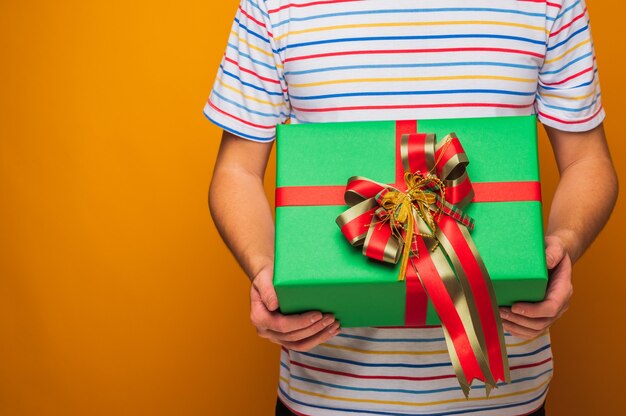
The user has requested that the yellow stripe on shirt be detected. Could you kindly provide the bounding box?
[279,376,550,407]
[543,39,591,64]
[217,79,283,107]
[505,332,548,348]
[275,20,548,41]
[540,81,599,100]
[230,31,284,69]
[290,74,536,88]
[231,31,275,58]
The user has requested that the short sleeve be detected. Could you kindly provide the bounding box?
[535,0,606,132]
[204,0,289,142]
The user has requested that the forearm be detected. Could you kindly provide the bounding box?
[500,124,618,337]
[209,134,275,281]
[546,150,618,263]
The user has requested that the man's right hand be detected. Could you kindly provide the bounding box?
[250,266,341,352]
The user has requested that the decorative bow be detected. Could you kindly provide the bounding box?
[336,132,509,398]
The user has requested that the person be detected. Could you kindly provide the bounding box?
[205,0,618,414]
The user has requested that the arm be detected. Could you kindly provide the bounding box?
[209,130,275,282]
[499,122,619,338]
[209,130,340,350]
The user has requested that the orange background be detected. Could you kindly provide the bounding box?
[0,1,624,415]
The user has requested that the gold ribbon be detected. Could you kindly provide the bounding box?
[377,171,445,282]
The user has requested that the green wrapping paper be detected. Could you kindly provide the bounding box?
[273,115,548,327]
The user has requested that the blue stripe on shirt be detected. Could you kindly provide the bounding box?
[277,33,545,53]
[541,52,592,75]
[246,0,269,19]
[554,0,581,22]
[225,44,285,80]
[289,89,536,101]
[282,364,553,396]
[234,18,271,44]
[211,90,288,118]
[204,113,274,142]
[219,65,284,96]
[295,343,551,368]
[539,69,597,90]
[537,92,601,112]
[547,25,589,51]
[273,7,552,28]
[285,61,539,76]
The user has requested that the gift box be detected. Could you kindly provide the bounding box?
[273,115,548,328]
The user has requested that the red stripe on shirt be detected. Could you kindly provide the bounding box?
[208,100,275,129]
[292,102,534,113]
[238,5,274,38]
[285,47,545,63]
[518,0,561,7]
[224,56,282,85]
[541,66,593,86]
[550,8,587,38]
[268,0,363,14]
[290,359,458,381]
[539,104,603,124]
[285,357,553,382]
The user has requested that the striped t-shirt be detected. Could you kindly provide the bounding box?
[204,0,604,414]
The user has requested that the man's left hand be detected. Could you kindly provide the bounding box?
[498,235,573,339]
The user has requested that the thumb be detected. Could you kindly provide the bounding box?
[252,267,279,312]
[545,236,566,270]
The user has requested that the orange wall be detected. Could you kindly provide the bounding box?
[0,1,624,415]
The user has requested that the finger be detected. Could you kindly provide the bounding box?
[256,327,272,339]
[266,314,336,342]
[249,282,278,328]
[283,321,342,352]
[265,310,328,333]
[249,284,324,331]
[252,269,279,311]
[499,307,553,332]
[501,319,544,340]
[545,238,566,270]
[511,255,572,318]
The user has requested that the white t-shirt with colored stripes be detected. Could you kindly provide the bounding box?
[205,1,604,414]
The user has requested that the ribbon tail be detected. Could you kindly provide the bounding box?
[436,215,508,387]
[397,211,415,282]
[404,259,428,326]
[420,237,494,388]
[410,230,488,390]
[485,382,493,399]
[458,224,511,384]
[441,325,471,399]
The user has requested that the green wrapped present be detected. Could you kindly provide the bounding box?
[273,115,547,328]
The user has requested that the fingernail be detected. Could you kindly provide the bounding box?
[309,312,323,323]
[322,315,335,327]
[329,322,341,334]
[500,310,508,319]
